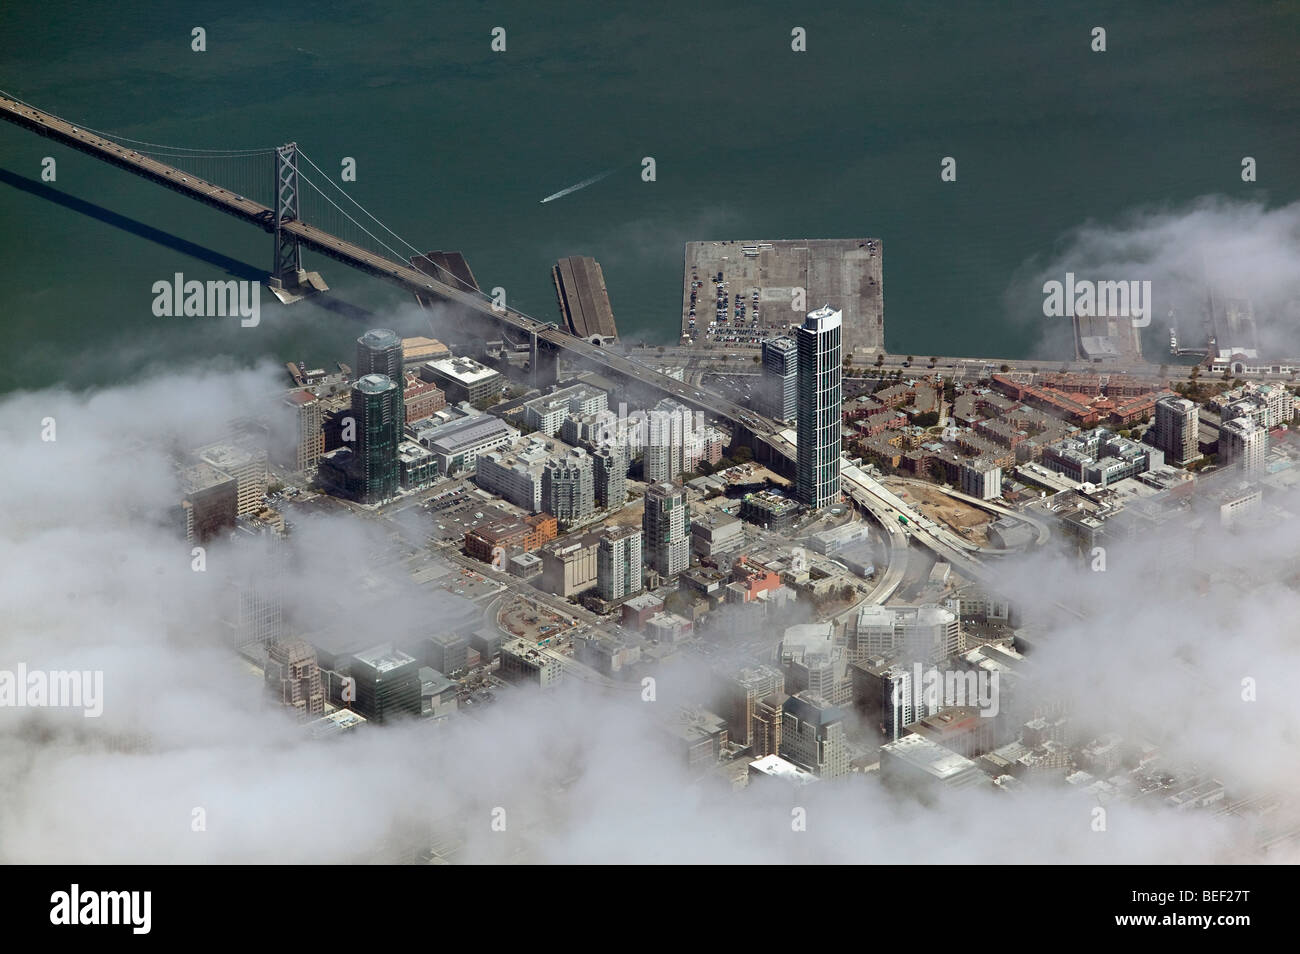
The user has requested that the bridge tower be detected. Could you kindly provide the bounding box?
[268,142,327,304]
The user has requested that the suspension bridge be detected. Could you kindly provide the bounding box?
[0,90,793,465]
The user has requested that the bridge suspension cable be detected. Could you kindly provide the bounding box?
[294,148,496,304]
[0,87,275,154]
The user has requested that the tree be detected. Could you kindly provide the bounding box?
[905,355,914,364]
[999,364,1011,373]
[733,445,754,463]
[1030,366,1039,374]
[875,353,885,367]
[752,355,761,363]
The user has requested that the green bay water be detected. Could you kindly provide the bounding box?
[1,1,1298,393]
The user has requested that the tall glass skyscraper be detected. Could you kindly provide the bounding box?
[356,328,405,435]
[356,328,404,383]
[352,373,401,504]
[795,305,842,510]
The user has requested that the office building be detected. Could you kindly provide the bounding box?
[643,481,691,578]
[197,441,269,518]
[179,462,238,544]
[596,525,643,602]
[539,534,601,597]
[748,753,818,786]
[416,414,518,475]
[500,639,565,688]
[761,335,798,421]
[778,623,851,706]
[879,734,990,792]
[780,692,849,779]
[959,458,1002,501]
[1152,396,1200,467]
[403,374,446,424]
[351,373,402,503]
[542,447,596,528]
[714,664,785,749]
[1219,416,1266,474]
[422,631,468,676]
[849,604,962,666]
[739,489,801,533]
[265,638,325,720]
[690,511,745,559]
[397,440,438,491]
[349,644,422,724]
[795,305,842,510]
[419,355,503,406]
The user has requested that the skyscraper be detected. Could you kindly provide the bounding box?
[796,305,842,510]
[1153,396,1200,467]
[780,691,849,779]
[643,481,691,578]
[596,525,643,602]
[760,336,798,421]
[265,638,325,720]
[352,373,401,504]
[356,328,405,437]
[356,328,404,384]
[349,644,422,724]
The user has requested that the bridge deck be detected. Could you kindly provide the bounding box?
[0,94,784,449]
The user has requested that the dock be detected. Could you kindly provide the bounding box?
[552,255,619,345]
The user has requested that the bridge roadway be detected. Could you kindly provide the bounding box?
[0,94,787,447]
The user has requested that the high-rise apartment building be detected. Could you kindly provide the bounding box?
[1219,416,1266,474]
[356,328,404,385]
[596,525,643,602]
[761,336,798,421]
[352,373,402,503]
[644,399,700,482]
[796,305,842,510]
[591,443,629,511]
[643,481,691,578]
[542,447,596,527]
[282,390,324,473]
[1153,396,1200,466]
